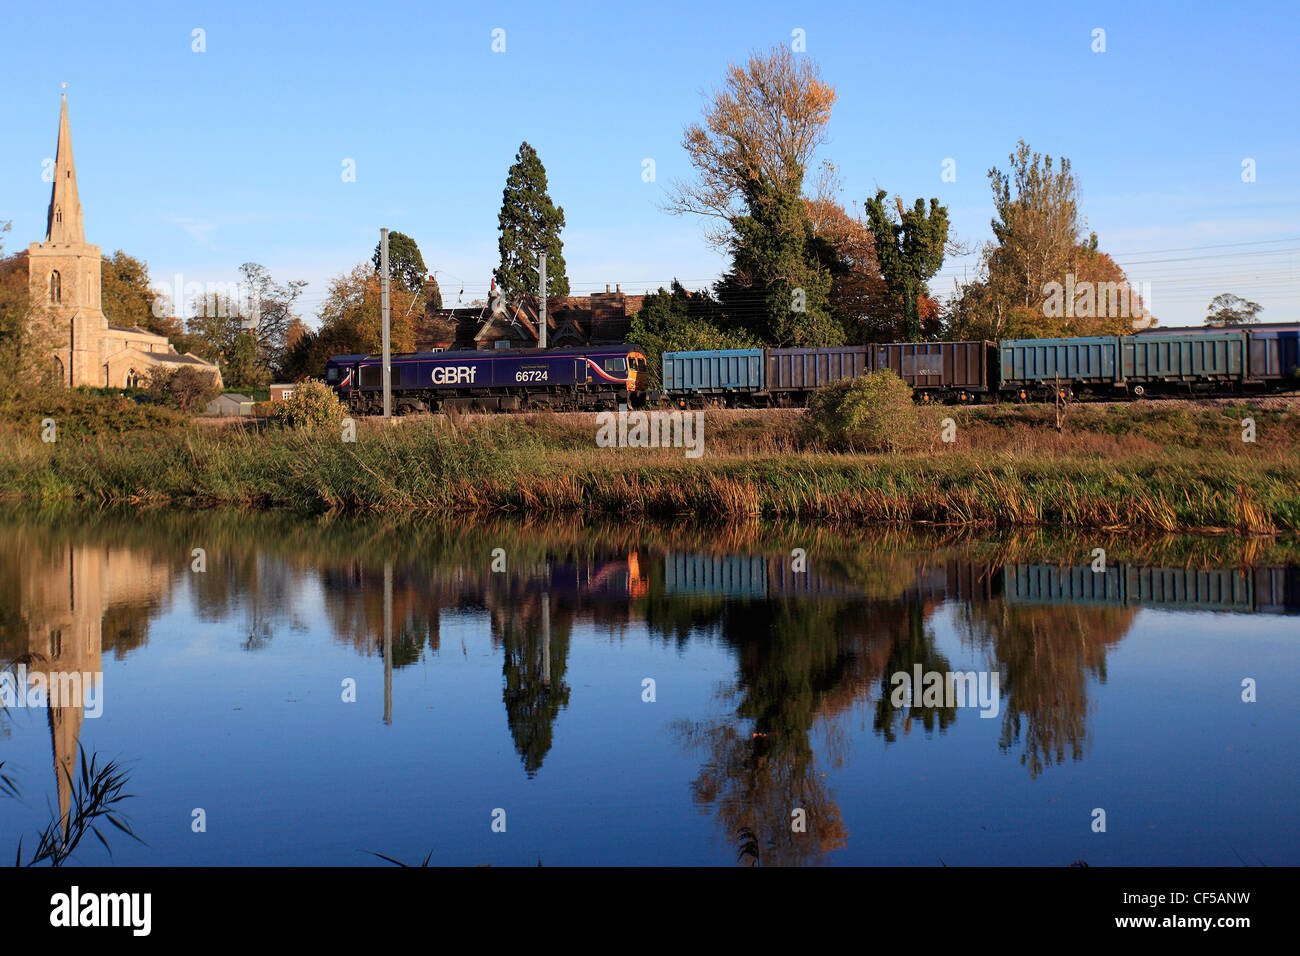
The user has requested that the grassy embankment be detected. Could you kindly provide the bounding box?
[0,391,1297,534]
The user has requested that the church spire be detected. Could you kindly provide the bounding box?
[44,93,84,245]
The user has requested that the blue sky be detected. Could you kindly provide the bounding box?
[2,0,1296,327]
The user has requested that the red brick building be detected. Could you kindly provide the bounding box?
[416,283,645,351]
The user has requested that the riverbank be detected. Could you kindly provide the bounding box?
[2,401,1298,534]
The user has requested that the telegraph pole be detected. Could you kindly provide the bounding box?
[536,252,547,350]
[380,227,392,418]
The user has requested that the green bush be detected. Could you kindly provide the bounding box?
[804,370,937,453]
[0,387,188,439]
[271,379,345,430]
[145,365,221,414]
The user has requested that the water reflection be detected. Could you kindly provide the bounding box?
[0,509,1296,865]
[0,533,170,837]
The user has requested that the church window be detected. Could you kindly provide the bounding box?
[55,206,62,224]
[49,270,61,303]
[126,369,139,389]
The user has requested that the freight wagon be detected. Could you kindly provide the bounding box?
[1121,330,1246,396]
[1135,323,1300,391]
[998,336,1122,400]
[1243,326,1300,386]
[765,347,871,405]
[662,342,995,406]
[876,341,997,402]
[661,349,764,406]
[998,329,1287,398]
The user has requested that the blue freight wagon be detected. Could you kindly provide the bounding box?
[998,336,1122,400]
[1133,323,1300,391]
[1121,330,1246,395]
[1244,325,1300,387]
[662,349,764,406]
[663,553,769,598]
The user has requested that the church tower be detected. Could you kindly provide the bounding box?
[28,93,108,387]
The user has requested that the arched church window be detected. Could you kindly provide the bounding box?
[55,206,62,225]
[52,356,64,384]
[49,270,61,303]
[126,369,138,389]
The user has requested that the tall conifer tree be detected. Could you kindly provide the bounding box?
[494,142,569,301]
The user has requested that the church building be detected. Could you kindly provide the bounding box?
[28,95,222,388]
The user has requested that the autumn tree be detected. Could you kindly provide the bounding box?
[1206,293,1263,326]
[803,171,922,343]
[290,263,420,379]
[668,45,836,246]
[100,250,177,336]
[372,231,427,294]
[670,47,841,345]
[945,141,1149,339]
[865,191,949,342]
[988,142,1081,311]
[0,221,62,393]
[238,262,307,371]
[495,143,569,301]
[145,364,220,413]
[186,262,306,386]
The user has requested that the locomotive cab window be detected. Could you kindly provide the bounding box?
[604,358,627,373]
[326,367,339,383]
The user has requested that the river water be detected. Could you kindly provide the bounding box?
[0,509,1296,866]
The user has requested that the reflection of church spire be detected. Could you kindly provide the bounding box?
[35,543,102,840]
[45,93,85,244]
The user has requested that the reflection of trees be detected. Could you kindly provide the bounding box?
[496,594,572,777]
[190,552,302,652]
[956,601,1135,778]
[100,603,153,660]
[677,599,888,866]
[872,601,956,742]
[320,564,442,668]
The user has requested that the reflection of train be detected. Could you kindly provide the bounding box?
[326,345,650,414]
[661,325,1300,406]
[1005,563,1300,614]
[661,552,1300,615]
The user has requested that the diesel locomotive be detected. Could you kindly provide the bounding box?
[325,345,650,414]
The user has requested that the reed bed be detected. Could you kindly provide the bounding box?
[1,402,1297,534]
